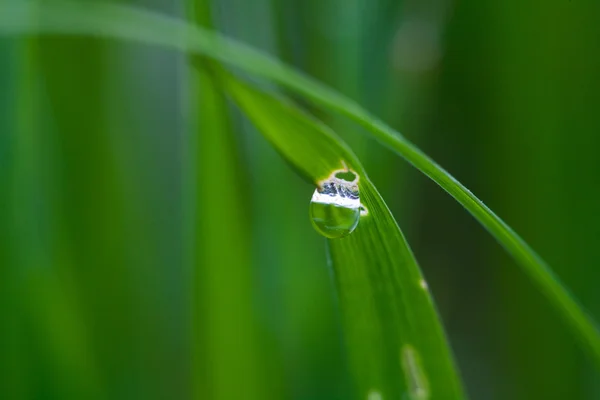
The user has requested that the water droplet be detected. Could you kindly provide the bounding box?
[310,170,360,239]
[401,345,429,400]
[419,279,428,291]
[367,390,383,400]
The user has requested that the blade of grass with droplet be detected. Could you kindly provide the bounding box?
[2,0,598,368]
[220,73,466,400]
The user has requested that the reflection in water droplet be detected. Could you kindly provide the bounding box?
[401,345,429,400]
[310,171,360,239]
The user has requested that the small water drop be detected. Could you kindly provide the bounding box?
[310,170,360,239]
[401,345,429,400]
[367,390,383,400]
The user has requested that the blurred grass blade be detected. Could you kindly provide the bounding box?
[1,0,599,367]
[185,1,272,399]
[0,39,26,400]
[220,73,466,400]
[2,31,105,398]
[189,67,268,399]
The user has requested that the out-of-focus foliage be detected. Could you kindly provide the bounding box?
[1,0,599,399]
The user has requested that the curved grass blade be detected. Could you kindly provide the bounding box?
[1,0,598,366]
[220,73,466,400]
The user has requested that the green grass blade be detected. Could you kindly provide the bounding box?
[1,0,598,366]
[0,39,26,400]
[185,1,273,399]
[221,73,466,400]
[190,67,269,400]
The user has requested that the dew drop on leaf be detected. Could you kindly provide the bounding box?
[401,345,429,400]
[310,170,361,239]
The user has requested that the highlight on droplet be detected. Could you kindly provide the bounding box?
[401,345,430,400]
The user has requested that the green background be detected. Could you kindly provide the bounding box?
[1,0,599,399]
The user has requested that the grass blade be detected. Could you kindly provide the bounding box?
[190,67,268,399]
[1,0,598,368]
[221,73,466,400]
[0,39,26,400]
[185,1,274,399]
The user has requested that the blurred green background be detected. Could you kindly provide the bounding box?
[1,0,600,399]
